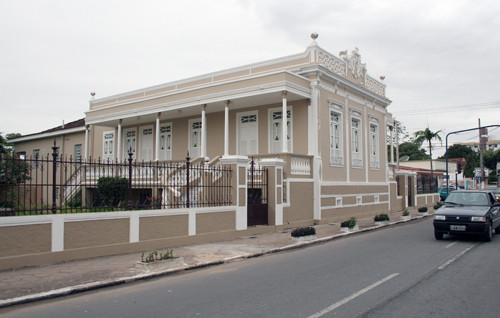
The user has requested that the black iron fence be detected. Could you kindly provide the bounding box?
[417,175,438,194]
[0,145,232,216]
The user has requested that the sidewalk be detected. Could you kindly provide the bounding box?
[0,210,432,308]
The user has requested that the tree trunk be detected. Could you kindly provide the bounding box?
[428,140,434,192]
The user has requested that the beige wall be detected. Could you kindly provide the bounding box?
[140,215,189,240]
[0,224,51,257]
[14,132,85,160]
[65,219,129,249]
[318,87,388,184]
[283,181,314,225]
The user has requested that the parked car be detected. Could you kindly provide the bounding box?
[490,188,500,202]
[438,186,457,201]
[433,190,500,241]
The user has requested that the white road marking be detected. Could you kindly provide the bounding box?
[438,244,475,270]
[307,273,399,318]
[445,242,458,248]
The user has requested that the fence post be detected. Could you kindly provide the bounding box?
[128,151,133,210]
[186,152,190,208]
[51,141,59,214]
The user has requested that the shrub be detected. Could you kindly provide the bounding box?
[374,214,390,222]
[291,226,316,237]
[418,207,428,213]
[434,204,440,210]
[97,177,128,207]
[402,209,410,216]
[341,217,357,229]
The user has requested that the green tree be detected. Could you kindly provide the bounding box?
[440,144,474,160]
[413,128,442,190]
[0,133,8,155]
[464,152,479,178]
[484,149,500,170]
[398,142,429,160]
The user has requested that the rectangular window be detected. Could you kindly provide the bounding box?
[74,144,82,162]
[369,123,379,169]
[269,108,292,153]
[351,118,362,168]
[33,149,40,167]
[329,109,343,165]
[103,131,115,162]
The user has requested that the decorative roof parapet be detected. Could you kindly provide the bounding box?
[365,74,386,96]
[314,47,386,97]
[317,50,346,76]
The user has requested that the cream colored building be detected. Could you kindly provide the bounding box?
[6,36,438,269]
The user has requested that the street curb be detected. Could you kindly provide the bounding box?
[0,214,431,309]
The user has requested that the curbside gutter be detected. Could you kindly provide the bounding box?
[0,214,431,309]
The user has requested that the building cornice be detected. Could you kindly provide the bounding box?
[9,126,86,143]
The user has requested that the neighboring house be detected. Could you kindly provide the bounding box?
[399,159,461,188]
[11,118,86,161]
[459,139,500,152]
[9,35,433,226]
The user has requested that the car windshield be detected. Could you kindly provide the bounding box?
[445,192,489,206]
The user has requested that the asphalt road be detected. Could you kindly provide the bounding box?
[3,218,500,318]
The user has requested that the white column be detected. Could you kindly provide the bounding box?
[155,113,161,161]
[282,91,288,153]
[224,100,229,156]
[117,120,122,162]
[201,104,207,158]
[364,104,369,182]
[390,125,394,164]
[84,125,90,160]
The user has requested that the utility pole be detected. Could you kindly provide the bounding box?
[478,119,486,189]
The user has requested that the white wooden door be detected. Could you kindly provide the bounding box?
[123,128,137,160]
[238,112,258,155]
[102,131,115,162]
[159,124,172,161]
[189,120,202,158]
[140,126,154,161]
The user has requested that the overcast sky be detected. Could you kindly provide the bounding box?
[1,0,499,157]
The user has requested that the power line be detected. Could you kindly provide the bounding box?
[393,101,500,117]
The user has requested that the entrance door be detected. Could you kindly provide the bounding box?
[269,108,292,153]
[123,128,137,160]
[189,119,202,158]
[140,125,154,161]
[238,112,258,155]
[247,161,268,226]
[102,131,115,162]
[159,123,172,161]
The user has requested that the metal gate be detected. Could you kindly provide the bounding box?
[247,159,268,226]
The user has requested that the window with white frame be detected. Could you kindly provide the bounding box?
[74,144,82,162]
[351,117,362,167]
[103,131,115,162]
[269,108,292,153]
[329,109,343,165]
[369,123,379,169]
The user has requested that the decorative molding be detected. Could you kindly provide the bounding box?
[328,99,344,110]
[339,47,366,79]
[318,50,346,76]
[365,74,386,96]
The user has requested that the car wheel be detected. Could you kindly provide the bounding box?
[434,231,444,240]
[484,223,493,242]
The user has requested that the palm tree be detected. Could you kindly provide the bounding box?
[413,128,442,192]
